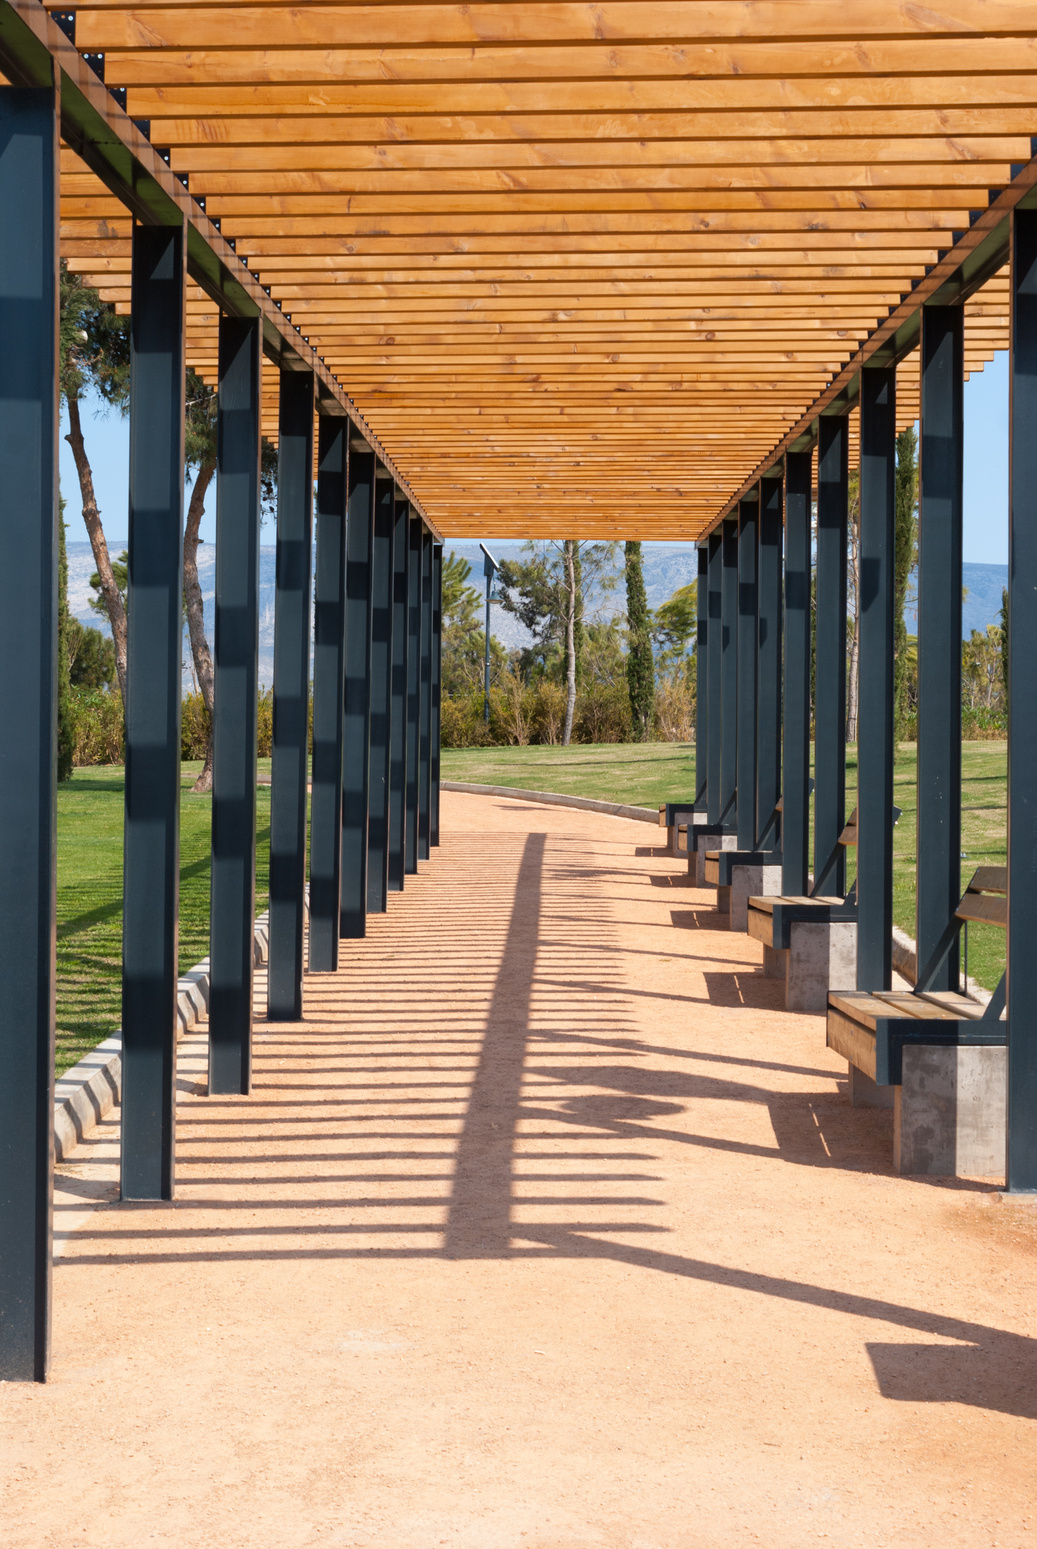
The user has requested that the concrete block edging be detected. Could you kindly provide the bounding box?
[53,911,271,1163]
[442,780,658,824]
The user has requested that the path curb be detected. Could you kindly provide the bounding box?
[53,912,271,1162]
[442,780,658,824]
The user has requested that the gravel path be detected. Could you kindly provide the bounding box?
[3,791,1036,1548]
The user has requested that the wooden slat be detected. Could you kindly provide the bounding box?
[42,0,1036,537]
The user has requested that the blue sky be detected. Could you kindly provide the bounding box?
[61,351,1011,566]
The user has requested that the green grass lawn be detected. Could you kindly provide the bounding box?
[56,764,271,1076]
[442,740,1008,991]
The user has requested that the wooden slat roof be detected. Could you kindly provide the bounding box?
[35,1,1037,537]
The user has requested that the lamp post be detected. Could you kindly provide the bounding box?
[480,543,499,725]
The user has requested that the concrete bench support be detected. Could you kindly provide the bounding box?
[827,983,1007,1177]
[748,899,857,1013]
[723,862,783,931]
[691,829,737,887]
[894,1044,1006,1176]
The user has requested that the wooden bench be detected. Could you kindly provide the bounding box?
[744,806,873,1012]
[701,791,798,928]
[826,867,1007,1177]
[658,800,707,857]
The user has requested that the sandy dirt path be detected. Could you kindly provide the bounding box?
[2,791,1036,1548]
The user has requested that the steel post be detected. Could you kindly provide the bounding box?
[736,498,759,850]
[308,414,349,970]
[267,369,315,1020]
[209,315,261,1091]
[405,514,421,873]
[418,528,433,860]
[917,306,964,992]
[431,544,443,847]
[340,449,375,938]
[387,491,409,892]
[857,365,897,992]
[706,532,723,825]
[366,473,395,912]
[1007,207,1037,1190]
[695,545,708,806]
[720,518,739,822]
[0,83,59,1381]
[782,451,813,896]
[121,219,186,1200]
[757,476,783,849]
[814,416,849,898]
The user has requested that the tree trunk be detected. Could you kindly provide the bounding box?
[563,539,577,746]
[183,453,217,793]
[65,390,129,705]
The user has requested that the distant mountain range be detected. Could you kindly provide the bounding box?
[67,541,1008,686]
[447,542,1008,648]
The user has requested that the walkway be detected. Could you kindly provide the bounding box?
[3,793,1036,1548]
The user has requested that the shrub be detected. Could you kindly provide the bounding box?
[70,688,124,765]
[572,682,631,743]
[181,691,211,760]
[528,681,568,744]
[654,673,695,742]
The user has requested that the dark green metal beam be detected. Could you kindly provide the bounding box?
[782,452,813,897]
[267,369,315,1020]
[0,80,59,1383]
[121,219,186,1201]
[916,306,964,994]
[209,314,261,1092]
[340,449,375,939]
[308,414,349,971]
[856,365,897,992]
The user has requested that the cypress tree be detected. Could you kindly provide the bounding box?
[625,540,654,739]
[57,498,75,782]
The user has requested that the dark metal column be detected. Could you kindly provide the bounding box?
[418,528,433,860]
[757,475,783,849]
[366,472,395,912]
[388,492,410,893]
[782,451,813,896]
[405,513,421,873]
[340,449,375,938]
[121,219,186,1202]
[695,544,708,806]
[0,83,59,1382]
[431,543,443,848]
[267,369,315,1020]
[706,532,723,825]
[736,497,759,850]
[917,306,964,991]
[1006,208,1037,1191]
[308,414,348,971]
[857,365,897,992]
[814,414,849,898]
[719,517,738,822]
[209,315,261,1093]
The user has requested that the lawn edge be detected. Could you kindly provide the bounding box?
[443,781,658,824]
[53,911,271,1163]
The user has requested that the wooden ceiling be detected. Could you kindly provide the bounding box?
[44,1,1037,538]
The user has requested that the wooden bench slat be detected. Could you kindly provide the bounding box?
[967,865,1007,894]
[827,993,900,1030]
[957,892,1007,929]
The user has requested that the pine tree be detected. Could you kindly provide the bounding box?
[625,540,654,739]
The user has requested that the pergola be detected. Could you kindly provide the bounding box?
[1,0,1036,1381]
